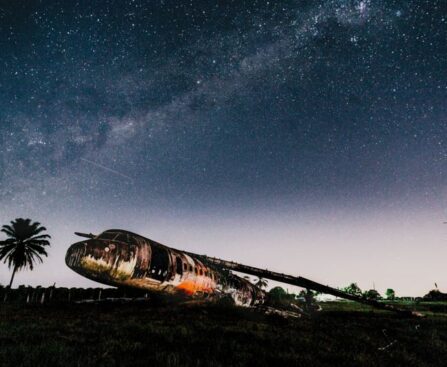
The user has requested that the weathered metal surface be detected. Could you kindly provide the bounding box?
[66,229,264,307]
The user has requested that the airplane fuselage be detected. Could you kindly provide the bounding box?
[65,229,264,307]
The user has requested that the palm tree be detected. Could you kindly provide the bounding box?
[255,277,268,289]
[0,218,51,288]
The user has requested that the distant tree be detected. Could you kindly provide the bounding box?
[343,283,362,296]
[363,289,381,300]
[0,218,51,288]
[385,288,396,300]
[255,277,268,289]
[423,289,447,301]
[268,286,287,301]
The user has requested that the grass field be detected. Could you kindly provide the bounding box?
[1,300,447,366]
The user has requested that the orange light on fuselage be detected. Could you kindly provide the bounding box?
[176,277,215,295]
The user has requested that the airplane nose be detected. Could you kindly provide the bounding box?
[66,237,138,285]
[65,241,88,270]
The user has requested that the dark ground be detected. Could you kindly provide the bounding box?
[1,301,447,367]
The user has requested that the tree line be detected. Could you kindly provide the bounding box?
[341,282,396,300]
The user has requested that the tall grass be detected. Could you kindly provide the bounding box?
[1,301,447,366]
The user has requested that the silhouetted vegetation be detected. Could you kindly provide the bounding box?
[363,289,382,300]
[264,286,320,315]
[342,282,363,296]
[1,300,447,366]
[386,288,396,300]
[254,277,268,289]
[423,289,447,301]
[0,218,51,287]
[267,286,288,300]
[265,286,300,307]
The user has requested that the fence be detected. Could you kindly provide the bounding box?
[0,286,148,304]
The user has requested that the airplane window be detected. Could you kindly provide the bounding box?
[148,245,169,281]
[176,257,183,275]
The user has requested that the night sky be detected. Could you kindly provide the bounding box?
[0,0,446,295]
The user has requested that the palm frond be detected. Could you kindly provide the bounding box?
[26,246,48,258]
[29,234,51,241]
[1,226,16,238]
[31,226,48,235]
[23,239,50,247]
[0,239,15,247]
[1,224,14,232]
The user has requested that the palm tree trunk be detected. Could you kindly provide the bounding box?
[9,266,17,288]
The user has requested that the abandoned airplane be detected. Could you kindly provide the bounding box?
[66,229,264,306]
[65,229,422,316]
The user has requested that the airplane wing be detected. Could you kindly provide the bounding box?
[200,255,423,317]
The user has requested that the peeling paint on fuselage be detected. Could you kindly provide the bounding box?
[65,229,264,307]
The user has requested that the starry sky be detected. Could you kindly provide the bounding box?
[0,0,446,296]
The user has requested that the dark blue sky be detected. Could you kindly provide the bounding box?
[0,0,446,294]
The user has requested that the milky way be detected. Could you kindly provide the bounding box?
[0,1,446,294]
